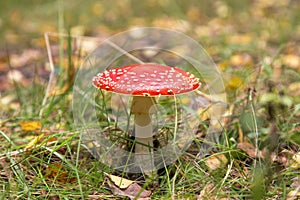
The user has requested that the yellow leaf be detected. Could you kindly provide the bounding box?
[282,54,300,69]
[287,190,300,200]
[25,134,44,149]
[218,60,230,71]
[104,173,134,189]
[19,121,41,131]
[288,82,300,96]
[227,34,253,45]
[227,75,244,90]
[230,53,253,66]
[92,2,104,16]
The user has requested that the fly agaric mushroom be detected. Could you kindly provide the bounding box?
[93,63,200,172]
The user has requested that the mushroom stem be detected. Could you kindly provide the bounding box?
[131,96,156,172]
[134,114,154,153]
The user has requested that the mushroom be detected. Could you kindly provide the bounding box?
[93,63,200,172]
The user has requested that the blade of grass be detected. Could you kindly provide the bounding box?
[40,33,56,117]
[0,130,17,147]
[74,132,84,199]
[5,152,32,198]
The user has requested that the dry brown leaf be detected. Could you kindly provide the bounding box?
[106,177,151,200]
[287,189,300,200]
[197,183,215,199]
[43,132,57,143]
[0,56,9,73]
[19,121,41,132]
[205,153,228,171]
[187,7,202,22]
[290,152,300,169]
[238,123,244,143]
[271,150,294,167]
[45,163,76,184]
[197,183,228,200]
[104,173,134,189]
[237,142,264,158]
[9,49,41,68]
[291,177,300,188]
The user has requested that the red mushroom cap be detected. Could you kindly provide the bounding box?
[93,64,200,96]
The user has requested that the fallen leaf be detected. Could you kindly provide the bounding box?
[106,176,151,200]
[151,17,190,32]
[19,121,41,132]
[237,142,264,158]
[291,152,300,169]
[187,7,202,22]
[287,189,300,200]
[25,134,44,149]
[230,53,253,67]
[43,131,57,143]
[291,177,300,188]
[104,173,134,189]
[288,82,300,96]
[287,173,300,200]
[45,163,76,184]
[238,123,244,143]
[226,75,244,90]
[0,94,20,111]
[197,183,215,199]
[9,49,41,68]
[92,2,104,16]
[197,183,229,200]
[271,150,294,167]
[205,153,228,171]
[281,54,300,69]
[7,69,24,83]
[227,34,253,46]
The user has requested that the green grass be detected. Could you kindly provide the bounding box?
[1,0,300,199]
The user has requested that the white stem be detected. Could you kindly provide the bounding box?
[135,114,153,153]
[131,96,156,172]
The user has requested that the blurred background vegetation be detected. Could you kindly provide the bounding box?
[1,0,300,199]
[1,0,299,47]
[1,0,300,96]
